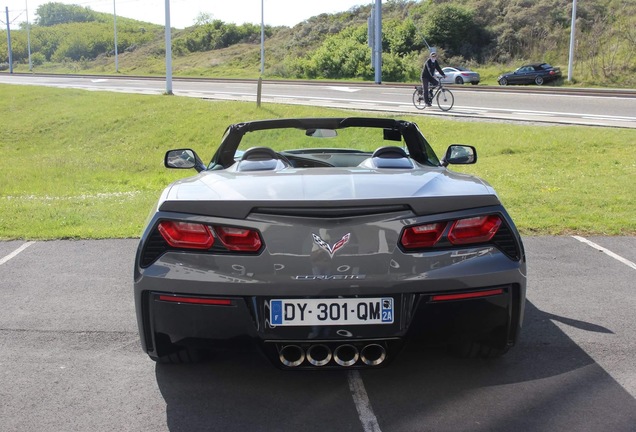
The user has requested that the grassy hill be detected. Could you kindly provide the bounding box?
[2,0,635,87]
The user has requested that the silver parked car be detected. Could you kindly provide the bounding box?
[436,66,480,85]
[134,117,526,369]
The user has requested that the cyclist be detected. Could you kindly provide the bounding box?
[421,51,446,107]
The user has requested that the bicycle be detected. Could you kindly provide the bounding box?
[412,82,454,111]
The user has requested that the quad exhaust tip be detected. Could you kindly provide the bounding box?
[306,344,332,366]
[279,343,387,368]
[333,344,360,367]
[360,343,387,366]
[279,345,305,367]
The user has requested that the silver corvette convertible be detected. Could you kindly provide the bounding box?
[134,117,526,369]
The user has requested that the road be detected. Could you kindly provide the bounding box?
[1,74,635,128]
[1,237,635,432]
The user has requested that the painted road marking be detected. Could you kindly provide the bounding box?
[0,242,36,266]
[348,370,383,432]
[572,236,636,270]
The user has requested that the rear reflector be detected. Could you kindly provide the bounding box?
[431,288,504,302]
[158,295,232,306]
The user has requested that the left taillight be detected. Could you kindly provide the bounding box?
[215,226,262,252]
[157,221,215,249]
[156,221,263,252]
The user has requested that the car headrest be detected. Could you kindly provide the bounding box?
[236,147,286,172]
[369,146,413,169]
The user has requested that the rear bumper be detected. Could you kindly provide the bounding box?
[137,283,525,368]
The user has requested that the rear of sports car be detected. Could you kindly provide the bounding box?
[134,168,526,369]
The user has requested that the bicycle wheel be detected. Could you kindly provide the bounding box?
[436,88,454,111]
[412,88,426,110]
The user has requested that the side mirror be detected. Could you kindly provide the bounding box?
[441,145,477,167]
[164,149,206,172]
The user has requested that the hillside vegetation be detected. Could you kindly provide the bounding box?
[1,0,635,87]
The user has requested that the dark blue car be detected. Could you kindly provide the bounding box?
[498,63,562,86]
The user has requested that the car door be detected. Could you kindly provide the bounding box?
[438,67,453,83]
[511,66,532,84]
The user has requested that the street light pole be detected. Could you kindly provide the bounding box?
[26,0,32,71]
[567,0,577,81]
[164,0,173,94]
[373,0,382,84]
[257,0,264,107]
[113,0,119,72]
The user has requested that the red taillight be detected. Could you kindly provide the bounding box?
[400,222,447,249]
[431,288,504,302]
[448,215,501,245]
[158,221,214,249]
[158,295,232,305]
[215,226,262,252]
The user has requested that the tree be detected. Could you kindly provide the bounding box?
[423,4,487,58]
[35,2,97,27]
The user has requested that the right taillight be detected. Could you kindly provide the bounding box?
[400,222,447,249]
[448,215,502,245]
[400,215,503,250]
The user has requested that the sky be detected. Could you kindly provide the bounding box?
[5,0,373,29]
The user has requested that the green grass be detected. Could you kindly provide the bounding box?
[1,84,634,239]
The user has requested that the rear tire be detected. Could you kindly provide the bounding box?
[412,88,426,110]
[150,347,203,364]
[436,88,454,111]
[150,334,204,364]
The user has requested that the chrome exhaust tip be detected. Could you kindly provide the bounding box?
[279,345,305,367]
[333,344,359,367]
[306,344,332,367]
[360,344,387,366]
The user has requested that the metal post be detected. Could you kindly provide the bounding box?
[113,0,119,72]
[5,7,13,74]
[368,9,374,68]
[26,0,32,71]
[257,0,264,107]
[164,0,173,94]
[373,0,382,84]
[567,0,577,82]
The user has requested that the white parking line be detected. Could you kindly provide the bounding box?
[348,370,383,432]
[572,236,636,270]
[0,241,36,266]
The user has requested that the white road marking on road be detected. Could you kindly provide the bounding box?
[348,370,382,432]
[0,242,36,266]
[572,236,636,270]
[326,86,360,92]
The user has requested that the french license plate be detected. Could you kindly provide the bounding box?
[269,298,394,326]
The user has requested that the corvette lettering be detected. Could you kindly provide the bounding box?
[295,275,366,280]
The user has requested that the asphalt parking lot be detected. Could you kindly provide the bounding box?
[1,237,635,432]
